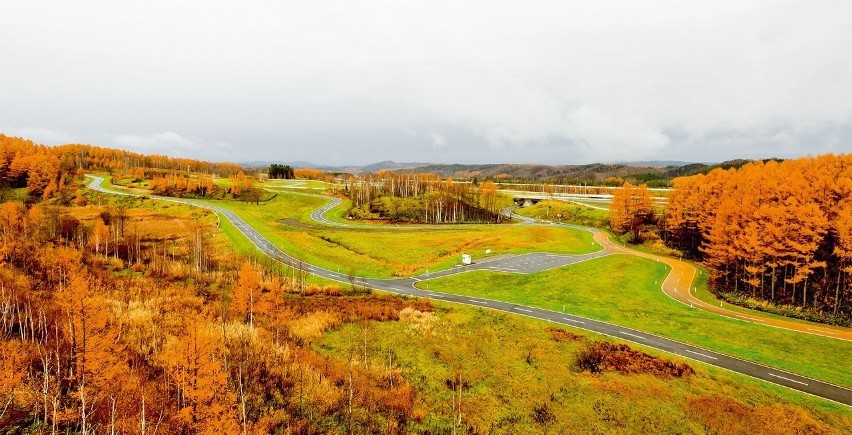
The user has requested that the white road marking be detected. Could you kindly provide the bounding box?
[469,299,488,305]
[767,373,808,386]
[619,331,645,340]
[515,308,534,313]
[683,349,718,360]
[807,328,837,335]
[561,317,585,324]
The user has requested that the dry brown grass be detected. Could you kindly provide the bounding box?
[576,341,694,378]
[686,396,837,435]
[66,206,207,242]
[547,326,584,342]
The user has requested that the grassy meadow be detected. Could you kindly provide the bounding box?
[514,199,610,228]
[419,254,852,389]
[222,193,596,277]
[100,175,597,277]
[318,303,852,432]
[264,178,339,191]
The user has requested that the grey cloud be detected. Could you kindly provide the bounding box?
[1,1,850,164]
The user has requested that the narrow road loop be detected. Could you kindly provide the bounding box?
[85,175,852,406]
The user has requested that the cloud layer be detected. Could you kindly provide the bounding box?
[1,1,850,164]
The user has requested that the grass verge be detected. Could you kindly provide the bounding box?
[418,254,852,390]
[317,302,851,432]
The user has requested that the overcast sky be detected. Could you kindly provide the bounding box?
[1,1,850,165]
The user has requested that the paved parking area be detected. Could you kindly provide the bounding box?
[475,252,607,273]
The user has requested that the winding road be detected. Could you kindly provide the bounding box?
[86,175,852,406]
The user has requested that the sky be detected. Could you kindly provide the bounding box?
[1,1,851,165]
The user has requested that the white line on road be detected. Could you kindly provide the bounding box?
[561,317,585,324]
[619,331,645,340]
[515,308,534,313]
[807,328,837,335]
[767,373,809,386]
[469,300,488,305]
[683,349,718,360]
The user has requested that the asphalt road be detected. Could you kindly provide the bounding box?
[86,175,852,406]
[309,195,345,226]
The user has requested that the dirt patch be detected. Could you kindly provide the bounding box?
[547,327,584,342]
[575,341,694,378]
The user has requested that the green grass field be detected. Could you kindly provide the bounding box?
[318,303,852,432]
[570,198,613,210]
[515,199,610,228]
[315,223,597,276]
[96,175,597,277]
[264,178,339,190]
[419,254,852,389]
[215,193,596,277]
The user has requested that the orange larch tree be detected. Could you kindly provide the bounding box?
[663,154,852,319]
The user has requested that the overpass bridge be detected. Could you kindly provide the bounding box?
[508,191,668,209]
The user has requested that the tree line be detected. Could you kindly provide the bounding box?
[268,164,294,179]
[345,172,502,223]
[147,170,262,203]
[662,155,852,320]
[0,133,274,206]
[1,134,243,200]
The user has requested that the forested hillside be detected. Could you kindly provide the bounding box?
[0,194,433,433]
[664,155,852,322]
[0,134,242,194]
[395,161,754,187]
[0,134,271,205]
[399,163,665,184]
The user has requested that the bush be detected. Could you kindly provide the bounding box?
[347,204,381,220]
[575,341,694,378]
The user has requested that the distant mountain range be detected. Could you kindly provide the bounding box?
[240,159,757,183]
[241,160,428,174]
[616,160,713,167]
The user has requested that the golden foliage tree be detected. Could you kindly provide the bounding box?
[234,261,259,327]
[609,182,654,240]
[664,155,852,317]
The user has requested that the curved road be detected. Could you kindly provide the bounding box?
[86,175,852,406]
[505,208,852,343]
